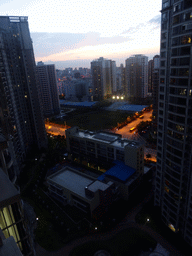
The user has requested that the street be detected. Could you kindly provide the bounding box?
[45,110,156,161]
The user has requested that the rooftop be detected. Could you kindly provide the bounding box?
[70,128,140,148]
[87,180,113,193]
[77,130,121,144]
[48,167,94,199]
[60,100,97,107]
[98,161,136,183]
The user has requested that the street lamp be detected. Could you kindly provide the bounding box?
[144,218,150,225]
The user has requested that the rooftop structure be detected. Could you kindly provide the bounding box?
[47,166,114,216]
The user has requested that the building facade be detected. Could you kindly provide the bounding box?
[47,166,114,218]
[66,126,144,175]
[125,54,148,100]
[0,168,35,255]
[154,0,192,246]
[148,59,153,94]
[0,16,47,166]
[36,61,60,117]
[152,55,160,130]
[91,57,116,100]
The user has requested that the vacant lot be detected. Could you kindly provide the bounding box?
[66,110,130,130]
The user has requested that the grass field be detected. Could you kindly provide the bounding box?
[66,110,131,130]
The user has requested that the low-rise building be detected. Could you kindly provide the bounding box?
[65,127,144,175]
[47,166,114,218]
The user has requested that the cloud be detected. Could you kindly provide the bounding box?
[121,14,161,35]
[31,32,132,58]
[148,14,161,25]
[121,23,145,35]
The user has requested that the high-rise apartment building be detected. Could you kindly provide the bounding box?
[148,59,153,94]
[152,55,160,129]
[0,16,47,166]
[36,61,60,117]
[0,168,35,255]
[91,57,116,100]
[125,54,148,100]
[155,0,192,246]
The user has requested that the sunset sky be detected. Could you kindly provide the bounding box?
[0,0,162,69]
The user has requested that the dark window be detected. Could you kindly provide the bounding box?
[178,68,189,76]
[171,69,177,76]
[172,26,179,35]
[184,0,192,9]
[160,78,165,83]
[180,57,190,66]
[162,22,167,30]
[180,46,190,55]
[161,42,166,49]
[162,32,167,39]
[178,78,188,86]
[171,58,177,66]
[172,48,178,56]
[170,78,176,85]
[172,37,179,46]
[161,61,165,67]
[160,69,165,75]
[161,51,166,58]
[173,15,180,24]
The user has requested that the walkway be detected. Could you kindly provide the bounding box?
[35,191,184,256]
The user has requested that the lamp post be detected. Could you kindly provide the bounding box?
[144,218,150,226]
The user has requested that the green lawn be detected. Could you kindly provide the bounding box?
[66,110,130,130]
[70,227,157,256]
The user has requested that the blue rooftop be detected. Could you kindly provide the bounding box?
[60,100,97,107]
[117,104,147,112]
[98,161,136,182]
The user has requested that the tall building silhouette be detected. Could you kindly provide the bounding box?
[151,55,160,130]
[125,54,148,100]
[0,16,47,167]
[36,61,60,118]
[155,0,192,246]
[91,57,116,100]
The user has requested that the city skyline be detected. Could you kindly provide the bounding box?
[0,0,161,68]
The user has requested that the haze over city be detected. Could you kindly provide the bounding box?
[0,0,161,68]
